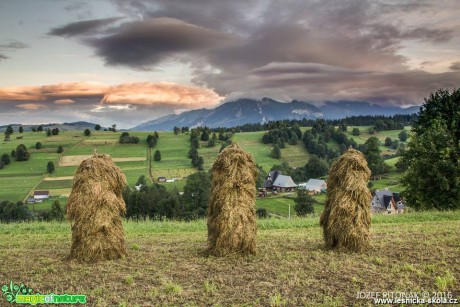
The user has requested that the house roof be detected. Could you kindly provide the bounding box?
[264,179,273,188]
[273,175,297,188]
[34,190,49,196]
[302,179,327,190]
[373,190,394,208]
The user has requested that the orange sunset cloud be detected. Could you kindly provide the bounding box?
[0,82,223,109]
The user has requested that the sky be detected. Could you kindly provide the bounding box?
[0,0,459,128]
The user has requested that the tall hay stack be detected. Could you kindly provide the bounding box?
[207,143,258,256]
[320,148,372,252]
[66,154,127,262]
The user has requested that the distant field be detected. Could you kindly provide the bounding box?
[0,211,458,305]
[1,128,407,208]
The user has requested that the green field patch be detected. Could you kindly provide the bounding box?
[36,179,73,190]
[0,175,44,201]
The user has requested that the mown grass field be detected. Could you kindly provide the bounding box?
[0,211,458,306]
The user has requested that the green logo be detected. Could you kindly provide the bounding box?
[1,281,86,305]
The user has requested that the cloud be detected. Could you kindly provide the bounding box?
[54,99,75,105]
[0,81,223,108]
[0,40,28,63]
[101,82,222,108]
[449,61,460,71]
[42,0,460,107]
[48,17,122,37]
[0,40,28,50]
[16,103,47,110]
[88,18,236,69]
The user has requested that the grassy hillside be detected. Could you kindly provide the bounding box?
[0,127,408,212]
[0,211,458,306]
[0,130,310,203]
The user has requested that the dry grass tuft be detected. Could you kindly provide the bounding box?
[207,143,258,256]
[66,154,127,262]
[320,148,372,252]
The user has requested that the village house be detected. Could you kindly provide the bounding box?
[264,170,282,191]
[298,179,327,194]
[272,175,298,192]
[371,188,404,214]
[33,190,49,203]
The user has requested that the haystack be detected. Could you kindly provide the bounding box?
[320,148,372,252]
[66,154,127,262]
[207,143,258,256]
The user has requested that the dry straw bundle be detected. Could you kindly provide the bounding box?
[207,143,258,256]
[320,148,372,252]
[66,154,127,262]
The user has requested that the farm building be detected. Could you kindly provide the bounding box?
[371,189,404,214]
[264,170,282,190]
[157,176,167,182]
[33,190,49,200]
[272,175,298,192]
[298,179,327,194]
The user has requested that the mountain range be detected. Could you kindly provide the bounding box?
[131,98,420,131]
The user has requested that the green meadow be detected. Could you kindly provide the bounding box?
[1,127,408,213]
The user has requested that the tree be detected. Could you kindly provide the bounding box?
[398,130,408,142]
[95,124,101,131]
[182,172,210,219]
[201,130,209,141]
[401,89,460,210]
[196,156,204,170]
[289,131,298,145]
[173,126,180,135]
[154,150,161,161]
[111,124,117,132]
[256,208,269,218]
[18,126,23,133]
[304,155,329,179]
[256,165,267,189]
[271,144,281,159]
[6,125,13,135]
[384,137,393,147]
[294,189,315,216]
[352,128,360,136]
[49,200,64,221]
[15,144,30,161]
[146,134,157,147]
[35,142,42,149]
[1,153,10,165]
[46,129,52,137]
[47,161,55,173]
[37,125,43,132]
[84,129,91,136]
[57,145,64,153]
[136,175,147,187]
[368,127,375,134]
[362,137,386,177]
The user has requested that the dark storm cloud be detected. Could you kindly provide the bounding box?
[48,17,122,37]
[52,0,460,106]
[449,62,460,71]
[88,18,235,69]
[0,54,8,62]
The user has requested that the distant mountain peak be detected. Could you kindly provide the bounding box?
[130,98,419,131]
